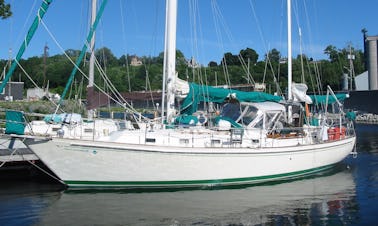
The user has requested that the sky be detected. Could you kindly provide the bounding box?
[0,0,377,65]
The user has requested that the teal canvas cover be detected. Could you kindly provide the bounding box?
[309,94,347,105]
[180,83,282,115]
[5,110,25,135]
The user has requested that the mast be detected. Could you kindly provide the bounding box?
[0,0,53,93]
[162,0,177,123]
[287,0,293,123]
[87,0,97,120]
[287,0,292,101]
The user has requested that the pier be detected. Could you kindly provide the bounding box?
[0,137,38,166]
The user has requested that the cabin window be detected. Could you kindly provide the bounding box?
[145,138,156,143]
[211,139,221,145]
[179,139,189,144]
[240,105,258,125]
[84,128,94,133]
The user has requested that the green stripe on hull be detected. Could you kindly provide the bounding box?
[64,164,336,189]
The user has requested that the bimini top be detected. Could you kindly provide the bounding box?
[243,101,286,113]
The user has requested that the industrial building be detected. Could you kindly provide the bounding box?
[0,81,24,101]
[345,34,378,114]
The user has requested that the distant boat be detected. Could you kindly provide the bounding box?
[6,0,356,189]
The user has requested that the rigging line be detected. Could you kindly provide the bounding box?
[313,62,323,95]
[91,53,146,117]
[210,0,228,86]
[189,0,202,74]
[12,0,38,52]
[292,0,306,83]
[306,57,317,95]
[92,55,133,109]
[39,18,138,115]
[145,69,156,110]
[147,0,162,65]
[275,0,285,85]
[301,0,327,104]
[89,49,124,102]
[263,47,282,96]
[263,54,268,85]
[77,0,88,57]
[119,0,131,92]
[248,0,270,62]
[188,0,197,82]
[15,60,61,110]
[0,147,19,168]
[210,1,252,85]
[27,159,65,185]
[303,0,318,60]
[211,0,232,88]
[238,54,255,85]
[248,0,282,94]
[189,0,206,88]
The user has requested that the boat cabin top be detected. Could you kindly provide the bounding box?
[221,101,287,130]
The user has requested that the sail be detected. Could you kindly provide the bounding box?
[180,83,282,115]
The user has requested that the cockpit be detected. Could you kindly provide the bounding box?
[221,101,287,130]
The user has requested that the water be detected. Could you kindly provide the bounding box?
[0,124,377,226]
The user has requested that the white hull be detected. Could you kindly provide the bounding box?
[23,134,356,188]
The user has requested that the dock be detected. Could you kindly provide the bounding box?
[0,137,38,165]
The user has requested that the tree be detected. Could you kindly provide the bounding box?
[176,50,187,67]
[240,48,258,65]
[265,48,280,63]
[0,0,12,19]
[118,54,130,66]
[221,52,240,66]
[95,47,118,67]
[65,49,80,58]
[324,45,339,62]
[208,61,217,67]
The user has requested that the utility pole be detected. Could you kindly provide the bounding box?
[347,45,355,90]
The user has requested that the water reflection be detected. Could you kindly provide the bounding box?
[27,167,357,225]
[348,124,378,225]
[355,124,378,153]
[4,123,378,225]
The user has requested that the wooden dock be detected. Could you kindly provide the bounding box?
[0,137,39,164]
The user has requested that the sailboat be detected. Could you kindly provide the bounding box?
[9,0,356,189]
[23,0,120,140]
